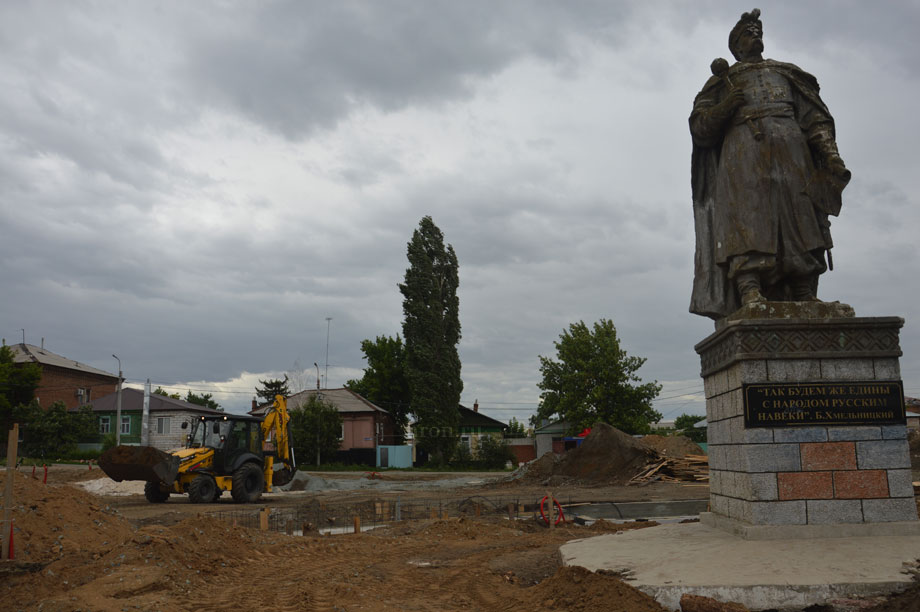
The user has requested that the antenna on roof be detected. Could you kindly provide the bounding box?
[21,329,25,344]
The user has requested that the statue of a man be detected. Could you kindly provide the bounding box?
[689,9,851,320]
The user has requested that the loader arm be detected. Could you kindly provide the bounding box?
[261,394,296,490]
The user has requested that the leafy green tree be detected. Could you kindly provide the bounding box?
[506,417,527,438]
[185,391,222,411]
[345,335,411,443]
[399,216,462,464]
[0,345,42,430]
[153,387,181,399]
[255,376,290,404]
[536,319,662,435]
[289,395,343,466]
[675,413,707,443]
[475,435,516,469]
[18,401,97,458]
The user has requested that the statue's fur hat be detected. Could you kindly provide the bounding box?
[729,8,762,60]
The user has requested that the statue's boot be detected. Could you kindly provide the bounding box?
[791,277,821,302]
[736,273,766,305]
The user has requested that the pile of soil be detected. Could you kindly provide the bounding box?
[0,469,135,564]
[865,582,920,612]
[641,434,704,458]
[522,565,667,611]
[511,423,657,485]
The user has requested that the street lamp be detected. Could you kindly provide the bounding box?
[112,354,123,446]
[324,317,332,388]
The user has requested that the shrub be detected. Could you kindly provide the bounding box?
[101,433,118,451]
[475,435,516,469]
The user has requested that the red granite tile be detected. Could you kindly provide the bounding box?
[800,442,856,471]
[834,470,889,499]
[777,471,833,500]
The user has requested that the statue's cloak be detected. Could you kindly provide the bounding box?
[689,59,842,320]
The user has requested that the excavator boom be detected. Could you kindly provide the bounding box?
[261,394,296,488]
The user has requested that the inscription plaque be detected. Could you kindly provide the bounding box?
[743,381,905,428]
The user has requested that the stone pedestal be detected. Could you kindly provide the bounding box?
[695,307,919,538]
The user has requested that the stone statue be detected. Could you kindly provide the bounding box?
[689,8,851,320]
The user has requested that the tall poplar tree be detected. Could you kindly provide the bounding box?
[399,216,462,463]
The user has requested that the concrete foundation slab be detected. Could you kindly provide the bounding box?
[572,500,710,520]
[559,522,920,611]
[700,511,920,539]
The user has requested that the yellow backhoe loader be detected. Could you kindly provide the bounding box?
[99,395,295,504]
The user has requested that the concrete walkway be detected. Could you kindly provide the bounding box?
[560,522,920,611]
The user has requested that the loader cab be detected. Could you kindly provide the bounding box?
[186,415,264,474]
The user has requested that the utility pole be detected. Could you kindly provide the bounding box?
[324,317,332,388]
[141,378,151,446]
[113,354,123,446]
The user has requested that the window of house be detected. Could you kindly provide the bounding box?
[121,416,131,435]
[461,435,471,450]
[339,422,345,440]
[99,416,111,434]
[156,417,170,435]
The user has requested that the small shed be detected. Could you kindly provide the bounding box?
[376,445,412,468]
[534,420,589,456]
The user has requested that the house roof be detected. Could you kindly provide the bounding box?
[534,420,568,435]
[76,388,223,416]
[250,388,388,416]
[458,405,507,429]
[9,343,117,379]
[905,396,920,415]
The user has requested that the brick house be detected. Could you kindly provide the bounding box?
[251,388,395,465]
[9,343,118,409]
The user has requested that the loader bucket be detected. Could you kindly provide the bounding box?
[272,465,296,487]
[99,445,180,485]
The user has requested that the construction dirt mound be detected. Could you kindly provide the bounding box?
[641,434,704,458]
[510,423,657,485]
[0,469,135,564]
[522,565,667,611]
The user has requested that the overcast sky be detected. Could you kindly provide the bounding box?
[3,1,919,422]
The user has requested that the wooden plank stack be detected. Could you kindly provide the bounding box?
[629,454,709,485]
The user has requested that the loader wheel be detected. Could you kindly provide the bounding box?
[231,463,264,503]
[144,481,170,503]
[188,474,217,504]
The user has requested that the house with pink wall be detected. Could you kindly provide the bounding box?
[251,387,395,465]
